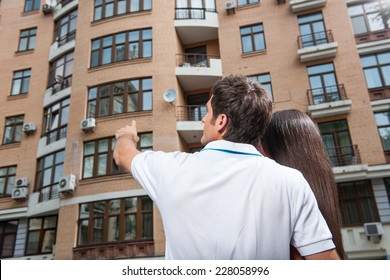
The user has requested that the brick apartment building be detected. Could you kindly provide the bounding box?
[0,0,389,260]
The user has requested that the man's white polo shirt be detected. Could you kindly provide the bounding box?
[132,140,335,259]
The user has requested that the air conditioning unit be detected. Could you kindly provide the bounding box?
[364,222,384,237]
[15,177,29,188]
[225,1,236,9]
[58,174,76,193]
[80,118,96,132]
[42,4,53,14]
[23,123,36,134]
[12,187,28,200]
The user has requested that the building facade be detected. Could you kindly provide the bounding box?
[0,0,389,260]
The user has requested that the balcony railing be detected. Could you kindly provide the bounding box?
[57,30,76,47]
[307,84,346,105]
[176,53,219,68]
[326,145,361,167]
[298,30,334,49]
[73,241,155,260]
[46,126,67,145]
[175,7,216,20]
[39,184,59,203]
[49,75,72,94]
[176,105,206,122]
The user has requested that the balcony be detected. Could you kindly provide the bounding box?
[176,105,205,144]
[355,29,390,45]
[175,53,222,92]
[367,86,390,101]
[73,241,155,260]
[49,33,76,61]
[290,0,326,13]
[327,145,361,167]
[297,30,338,62]
[307,84,352,118]
[53,0,78,20]
[174,8,218,45]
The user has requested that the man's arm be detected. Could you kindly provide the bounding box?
[304,249,340,260]
[113,120,141,174]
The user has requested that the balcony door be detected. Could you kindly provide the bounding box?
[307,63,340,104]
[298,13,327,48]
[318,120,354,167]
[187,93,209,121]
[185,46,207,66]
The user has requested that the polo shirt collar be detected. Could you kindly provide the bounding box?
[203,140,262,157]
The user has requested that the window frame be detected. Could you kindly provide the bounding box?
[48,52,74,90]
[93,0,152,21]
[0,220,18,258]
[2,115,24,145]
[35,150,65,202]
[90,28,152,68]
[25,216,57,256]
[338,180,380,226]
[240,23,266,54]
[77,196,153,246]
[237,0,259,7]
[247,73,273,101]
[0,166,17,198]
[24,0,40,12]
[42,98,70,145]
[54,9,77,47]
[17,27,37,52]
[87,77,153,118]
[10,69,31,96]
[360,51,390,89]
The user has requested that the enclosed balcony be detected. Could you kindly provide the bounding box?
[307,84,352,118]
[53,0,78,20]
[175,53,222,92]
[174,7,218,45]
[290,0,326,13]
[176,105,205,144]
[297,30,338,62]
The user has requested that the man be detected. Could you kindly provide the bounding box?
[114,75,339,260]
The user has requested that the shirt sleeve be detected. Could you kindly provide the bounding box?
[131,150,181,202]
[290,176,336,256]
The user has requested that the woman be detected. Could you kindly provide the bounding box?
[261,109,346,259]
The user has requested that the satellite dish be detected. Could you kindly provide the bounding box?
[163,88,178,103]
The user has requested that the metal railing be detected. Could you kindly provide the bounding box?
[176,53,219,68]
[298,30,334,49]
[57,30,76,47]
[46,126,67,145]
[307,84,346,105]
[39,184,59,203]
[176,105,207,122]
[326,145,361,167]
[49,75,72,94]
[175,7,216,20]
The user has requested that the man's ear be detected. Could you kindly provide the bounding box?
[216,114,228,134]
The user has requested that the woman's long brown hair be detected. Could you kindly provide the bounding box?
[262,109,346,259]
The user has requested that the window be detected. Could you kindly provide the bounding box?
[385,178,390,204]
[0,220,18,258]
[237,0,259,7]
[186,93,209,121]
[25,216,57,255]
[2,115,24,145]
[35,150,65,202]
[318,119,355,167]
[48,52,73,93]
[83,133,152,179]
[175,0,216,19]
[0,166,16,198]
[24,0,40,12]
[91,28,152,67]
[78,196,153,245]
[10,69,31,96]
[374,110,390,152]
[307,63,340,104]
[18,28,37,52]
[298,13,328,48]
[94,0,152,21]
[360,51,390,89]
[248,73,273,100]
[338,180,380,226]
[240,24,266,54]
[348,1,390,34]
[87,77,152,118]
[54,9,77,47]
[43,98,70,145]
